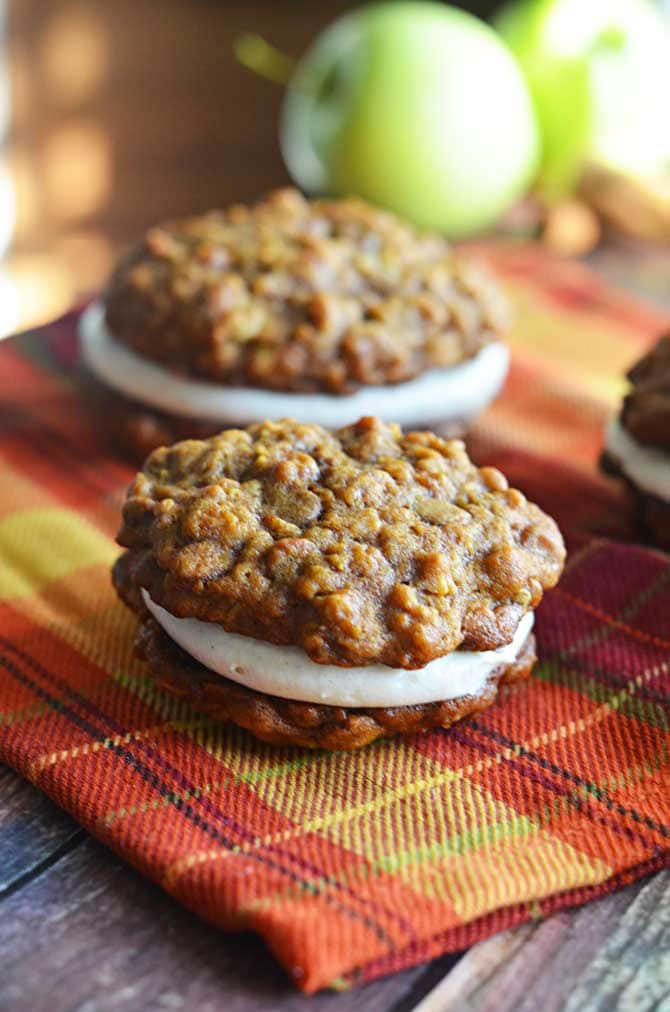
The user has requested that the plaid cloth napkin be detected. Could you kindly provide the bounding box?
[1,246,669,994]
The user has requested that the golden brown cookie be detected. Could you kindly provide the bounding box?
[104,188,507,395]
[113,417,565,749]
[116,417,565,668]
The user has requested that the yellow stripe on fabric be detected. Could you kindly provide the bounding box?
[159,752,501,889]
[448,831,612,922]
[28,718,221,780]
[480,372,610,468]
[125,658,661,877]
[223,820,610,930]
[161,810,611,920]
[0,457,55,520]
[506,280,645,404]
[8,562,202,728]
[0,506,118,602]
[158,750,509,886]
[108,647,667,896]
[11,564,148,683]
[368,780,538,902]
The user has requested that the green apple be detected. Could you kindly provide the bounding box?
[495,0,670,199]
[280,2,539,238]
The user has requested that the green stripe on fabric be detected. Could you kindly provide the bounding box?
[236,752,326,784]
[113,669,199,724]
[102,779,212,829]
[329,977,351,992]
[534,660,669,732]
[372,812,537,875]
[468,719,670,840]
[598,747,670,794]
[0,698,50,727]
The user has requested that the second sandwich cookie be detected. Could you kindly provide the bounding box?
[81,189,510,459]
[602,334,670,549]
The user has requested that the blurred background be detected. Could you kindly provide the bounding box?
[3,0,670,336]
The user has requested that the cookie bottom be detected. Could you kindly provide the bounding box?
[82,375,221,462]
[600,450,670,550]
[99,384,469,464]
[134,613,537,750]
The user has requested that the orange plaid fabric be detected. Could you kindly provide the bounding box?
[0,245,668,993]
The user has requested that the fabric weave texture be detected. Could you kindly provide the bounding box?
[0,246,668,994]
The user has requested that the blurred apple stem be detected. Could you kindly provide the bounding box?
[234,34,294,85]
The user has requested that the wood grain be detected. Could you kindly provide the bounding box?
[413,872,670,1012]
[3,760,667,1011]
[0,764,85,895]
[0,763,449,1012]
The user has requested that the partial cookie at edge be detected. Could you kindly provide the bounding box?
[600,449,670,550]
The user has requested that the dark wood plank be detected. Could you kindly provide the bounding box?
[414,870,670,1012]
[0,764,85,894]
[0,830,436,1012]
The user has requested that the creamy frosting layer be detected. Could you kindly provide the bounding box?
[142,589,534,708]
[605,417,670,500]
[79,301,509,429]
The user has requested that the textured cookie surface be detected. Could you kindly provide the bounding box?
[104,188,507,394]
[116,417,565,668]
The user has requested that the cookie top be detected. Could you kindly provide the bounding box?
[117,417,564,668]
[622,334,670,450]
[104,188,508,395]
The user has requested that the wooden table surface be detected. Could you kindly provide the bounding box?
[2,246,670,1012]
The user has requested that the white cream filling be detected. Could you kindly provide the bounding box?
[79,301,509,429]
[605,417,670,501]
[142,588,534,708]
